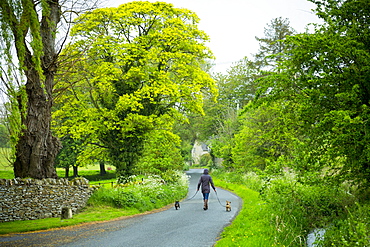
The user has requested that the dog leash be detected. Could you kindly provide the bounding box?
[185,190,226,209]
[214,190,225,207]
[184,190,199,201]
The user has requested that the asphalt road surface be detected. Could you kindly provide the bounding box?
[0,169,241,247]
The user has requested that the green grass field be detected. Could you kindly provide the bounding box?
[0,148,12,170]
[0,150,116,181]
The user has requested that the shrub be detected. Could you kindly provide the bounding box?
[260,172,356,246]
[321,202,370,246]
[212,169,264,192]
[87,171,188,212]
[199,153,212,167]
[213,169,361,246]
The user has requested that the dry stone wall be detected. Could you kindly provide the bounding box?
[0,177,94,222]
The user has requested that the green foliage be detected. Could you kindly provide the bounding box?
[209,108,240,169]
[54,1,216,176]
[206,57,262,171]
[214,170,363,247]
[199,153,212,167]
[321,202,370,246]
[260,172,357,246]
[217,17,297,174]
[208,17,295,173]
[55,135,82,169]
[0,0,44,77]
[251,0,370,188]
[254,17,296,70]
[212,169,264,192]
[133,129,184,176]
[217,57,260,109]
[88,171,188,212]
[232,102,296,173]
[1,89,27,168]
[0,123,9,148]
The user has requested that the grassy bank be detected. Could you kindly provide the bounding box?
[213,170,370,247]
[212,177,277,246]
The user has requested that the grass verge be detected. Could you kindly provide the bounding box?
[0,206,140,235]
[213,177,278,247]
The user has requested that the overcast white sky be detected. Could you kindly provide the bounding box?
[108,0,321,73]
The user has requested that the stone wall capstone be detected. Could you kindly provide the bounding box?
[0,177,94,222]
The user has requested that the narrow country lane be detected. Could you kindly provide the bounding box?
[0,169,241,247]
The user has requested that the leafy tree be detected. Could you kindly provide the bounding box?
[54,1,216,176]
[217,57,261,109]
[232,101,297,173]
[202,58,261,170]
[209,16,294,171]
[0,0,99,179]
[258,0,370,187]
[209,107,240,169]
[223,17,296,173]
[254,17,296,70]
[55,135,82,178]
[133,127,183,176]
[173,119,197,165]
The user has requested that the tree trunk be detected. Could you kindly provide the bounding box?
[12,0,61,179]
[13,69,60,178]
[73,165,78,177]
[65,166,70,178]
[100,161,106,176]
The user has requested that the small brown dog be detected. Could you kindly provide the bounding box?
[175,201,180,210]
[225,201,231,212]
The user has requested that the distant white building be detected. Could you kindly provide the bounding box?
[191,140,210,165]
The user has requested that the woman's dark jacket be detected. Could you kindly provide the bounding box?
[197,169,215,193]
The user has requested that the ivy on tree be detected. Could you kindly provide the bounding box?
[0,0,62,178]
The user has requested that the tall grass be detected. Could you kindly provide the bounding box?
[212,169,366,247]
[320,202,370,246]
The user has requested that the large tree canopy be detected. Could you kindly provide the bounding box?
[53,1,216,176]
[257,0,370,186]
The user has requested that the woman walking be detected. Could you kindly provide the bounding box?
[197,169,216,210]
